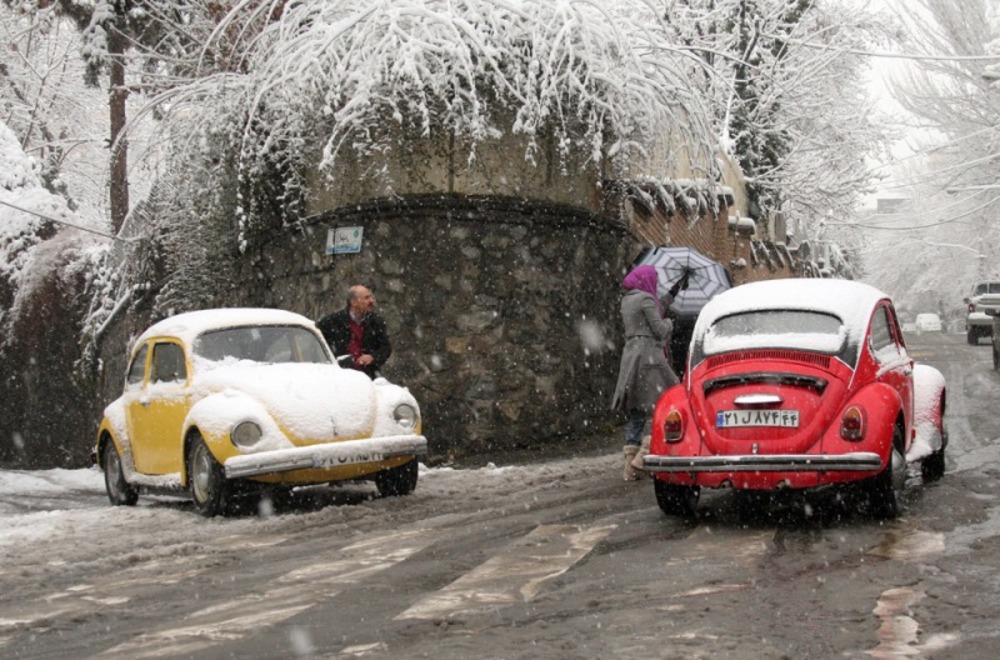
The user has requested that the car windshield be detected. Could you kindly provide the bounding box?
[693,310,853,365]
[193,325,331,365]
[973,282,1000,295]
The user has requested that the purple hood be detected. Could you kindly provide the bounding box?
[623,265,663,315]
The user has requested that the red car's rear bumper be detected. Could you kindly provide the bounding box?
[642,452,883,489]
[643,452,881,473]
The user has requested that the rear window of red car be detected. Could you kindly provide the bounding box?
[692,310,856,368]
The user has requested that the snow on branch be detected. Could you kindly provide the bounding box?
[189,0,719,179]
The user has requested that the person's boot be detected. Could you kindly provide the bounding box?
[631,435,651,471]
[623,445,642,481]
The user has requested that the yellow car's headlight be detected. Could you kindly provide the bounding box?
[393,404,418,431]
[231,421,262,449]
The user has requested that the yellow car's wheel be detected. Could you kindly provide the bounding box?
[102,439,138,506]
[188,434,229,517]
[374,459,418,497]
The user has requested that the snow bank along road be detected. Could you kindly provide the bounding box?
[2,331,1000,658]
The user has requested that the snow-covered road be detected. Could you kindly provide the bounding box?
[4,332,1000,659]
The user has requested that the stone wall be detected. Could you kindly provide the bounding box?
[233,194,632,460]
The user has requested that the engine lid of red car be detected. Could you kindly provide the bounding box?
[689,349,852,455]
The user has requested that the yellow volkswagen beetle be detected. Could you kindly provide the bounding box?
[94,308,426,515]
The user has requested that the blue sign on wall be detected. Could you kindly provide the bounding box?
[326,226,364,255]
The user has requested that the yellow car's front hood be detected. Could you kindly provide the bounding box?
[194,362,376,442]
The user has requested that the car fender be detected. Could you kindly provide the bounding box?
[370,379,423,436]
[829,381,905,462]
[182,389,294,466]
[95,399,139,479]
[649,384,700,455]
[909,364,946,461]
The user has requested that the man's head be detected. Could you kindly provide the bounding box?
[347,285,377,316]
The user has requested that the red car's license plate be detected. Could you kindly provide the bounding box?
[716,409,800,428]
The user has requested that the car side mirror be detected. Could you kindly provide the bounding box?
[336,354,354,367]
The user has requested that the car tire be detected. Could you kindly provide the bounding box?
[921,427,947,482]
[187,434,229,517]
[374,458,419,497]
[993,344,1000,371]
[867,425,906,520]
[102,439,138,506]
[653,479,699,519]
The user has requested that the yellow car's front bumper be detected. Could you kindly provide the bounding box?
[223,435,427,479]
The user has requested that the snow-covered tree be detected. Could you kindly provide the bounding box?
[2,0,278,232]
[0,121,66,329]
[125,0,891,255]
[862,0,1000,308]
[663,0,895,236]
[167,0,720,247]
[0,6,107,214]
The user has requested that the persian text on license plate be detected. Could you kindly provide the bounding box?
[716,409,800,428]
[319,452,383,468]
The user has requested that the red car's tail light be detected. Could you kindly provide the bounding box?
[840,406,866,441]
[664,409,684,443]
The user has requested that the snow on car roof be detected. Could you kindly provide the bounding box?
[693,278,888,344]
[136,308,317,345]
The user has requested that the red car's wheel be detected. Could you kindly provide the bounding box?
[867,424,906,519]
[921,427,947,482]
[654,479,699,519]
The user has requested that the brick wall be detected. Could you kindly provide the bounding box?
[608,180,798,286]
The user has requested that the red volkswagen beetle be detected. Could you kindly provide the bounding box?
[643,278,947,519]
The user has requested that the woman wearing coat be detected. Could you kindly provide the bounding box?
[611,265,684,480]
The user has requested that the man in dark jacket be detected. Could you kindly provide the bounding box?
[317,285,392,379]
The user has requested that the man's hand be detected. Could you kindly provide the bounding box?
[356,354,375,367]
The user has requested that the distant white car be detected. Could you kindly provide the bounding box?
[965,281,1000,344]
[915,313,943,333]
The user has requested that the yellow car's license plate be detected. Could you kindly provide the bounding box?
[319,451,384,468]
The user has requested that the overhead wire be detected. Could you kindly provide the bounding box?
[0,199,138,242]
